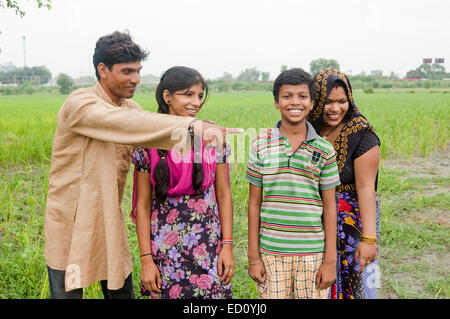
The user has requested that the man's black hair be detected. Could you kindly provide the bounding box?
[93,30,149,80]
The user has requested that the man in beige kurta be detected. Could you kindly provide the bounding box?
[44,81,194,296]
[45,31,240,299]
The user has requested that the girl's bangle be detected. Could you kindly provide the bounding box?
[222,240,235,247]
[140,252,152,258]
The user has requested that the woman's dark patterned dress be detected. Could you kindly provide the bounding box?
[132,147,232,299]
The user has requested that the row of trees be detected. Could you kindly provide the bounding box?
[406,63,448,80]
[212,58,340,84]
[1,58,449,96]
[218,58,449,83]
[0,65,52,85]
[208,58,340,92]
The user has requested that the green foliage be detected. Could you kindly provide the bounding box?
[0,0,51,17]
[261,72,270,81]
[56,73,74,95]
[363,86,374,94]
[236,67,261,82]
[309,58,340,76]
[0,92,448,298]
[0,65,52,85]
[74,75,96,85]
[206,79,272,93]
[348,76,450,90]
[216,81,232,92]
[406,63,449,80]
[19,82,37,95]
[134,83,156,94]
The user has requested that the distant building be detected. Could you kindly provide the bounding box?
[0,62,16,72]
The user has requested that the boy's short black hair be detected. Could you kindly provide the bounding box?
[93,30,149,80]
[273,68,314,102]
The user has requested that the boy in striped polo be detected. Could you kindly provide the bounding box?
[246,68,340,299]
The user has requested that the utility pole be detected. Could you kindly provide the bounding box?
[22,35,26,67]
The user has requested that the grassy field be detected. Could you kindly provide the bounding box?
[0,90,448,298]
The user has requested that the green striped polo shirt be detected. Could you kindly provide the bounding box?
[246,120,340,256]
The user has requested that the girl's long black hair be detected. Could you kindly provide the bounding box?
[153,66,209,201]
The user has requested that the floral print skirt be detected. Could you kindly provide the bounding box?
[331,190,380,299]
[141,186,232,299]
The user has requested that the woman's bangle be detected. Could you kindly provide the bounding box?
[140,252,152,258]
[360,235,377,244]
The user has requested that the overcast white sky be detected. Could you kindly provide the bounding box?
[1,0,449,80]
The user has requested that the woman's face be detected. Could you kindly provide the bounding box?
[165,82,204,117]
[322,85,350,128]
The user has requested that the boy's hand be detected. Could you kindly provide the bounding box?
[248,259,266,284]
[315,259,336,290]
[218,245,235,285]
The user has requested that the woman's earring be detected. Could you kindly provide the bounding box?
[166,100,170,104]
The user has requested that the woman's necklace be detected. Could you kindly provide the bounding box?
[321,122,344,141]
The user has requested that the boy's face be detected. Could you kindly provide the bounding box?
[274,84,314,126]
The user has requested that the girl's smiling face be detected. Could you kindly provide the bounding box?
[322,85,350,128]
[164,82,205,117]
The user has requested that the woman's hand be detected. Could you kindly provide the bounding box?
[141,256,162,294]
[218,245,235,285]
[354,145,380,274]
[355,242,377,273]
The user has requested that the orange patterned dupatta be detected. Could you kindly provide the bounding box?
[307,68,380,192]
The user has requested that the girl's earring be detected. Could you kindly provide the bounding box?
[166,100,170,105]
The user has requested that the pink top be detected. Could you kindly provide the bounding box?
[130,142,229,222]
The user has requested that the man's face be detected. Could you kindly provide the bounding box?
[98,61,142,103]
[274,84,314,125]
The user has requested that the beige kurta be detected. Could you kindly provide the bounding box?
[44,83,193,291]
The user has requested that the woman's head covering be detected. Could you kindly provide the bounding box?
[308,68,362,132]
[307,68,379,178]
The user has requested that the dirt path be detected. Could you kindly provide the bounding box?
[377,148,449,299]
[381,147,450,180]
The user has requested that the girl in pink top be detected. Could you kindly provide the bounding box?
[131,66,234,299]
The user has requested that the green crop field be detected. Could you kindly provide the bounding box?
[0,90,449,298]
